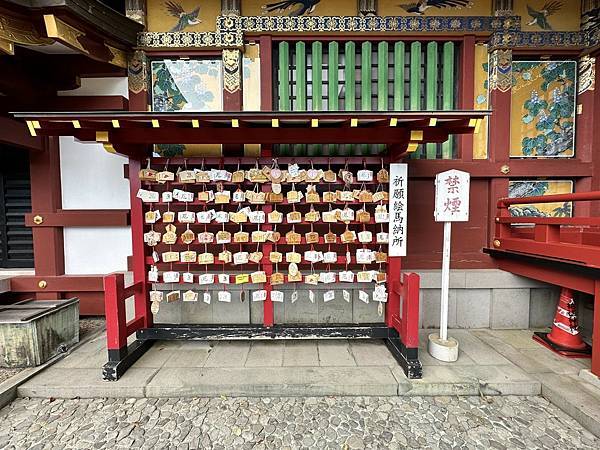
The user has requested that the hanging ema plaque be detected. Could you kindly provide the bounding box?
[389,163,408,257]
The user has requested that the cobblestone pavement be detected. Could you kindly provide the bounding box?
[0,396,597,449]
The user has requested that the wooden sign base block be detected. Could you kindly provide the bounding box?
[427,333,459,362]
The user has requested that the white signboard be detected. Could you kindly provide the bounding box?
[434,169,470,222]
[389,163,408,257]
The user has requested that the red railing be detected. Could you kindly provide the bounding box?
[494,191,600,268]
[103,273,147,354]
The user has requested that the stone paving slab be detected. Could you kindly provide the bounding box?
[17,368,158,398]
[18,332,545,399]
[1,396,598,449]
[146,366,400,397]
[282,341,319,366]
[535,372,600,438]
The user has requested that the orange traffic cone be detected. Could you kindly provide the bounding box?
[533,287,591,358]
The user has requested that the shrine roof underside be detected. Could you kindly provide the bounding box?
[14,110,489,158]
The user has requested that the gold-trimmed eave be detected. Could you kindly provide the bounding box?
[0,37,14,55]
[0,11,53,53]
[106,44,127,69]
[43,14,88,54]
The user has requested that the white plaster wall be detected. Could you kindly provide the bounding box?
[58,77,131,275]
[57,77,128,98]
[63,227,131,274]
[59,137,130,209]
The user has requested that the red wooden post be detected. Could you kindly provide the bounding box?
[574,56,599,217]
[400,272,420,349]
[259,35,273,111]
[128,158,152,329]
[534,224,560,243]
[487,49,511,247]
[29,136,64,300]
[458,35,475,161]
[592,280,600,378]
[104,273,127,353]
[261,186,275,328]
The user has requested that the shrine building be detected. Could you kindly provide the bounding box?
[0,0,599,380]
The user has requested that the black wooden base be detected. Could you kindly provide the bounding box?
[138,323,390,340]
[103,325,422,381]
[102,339,154,381]
[385,329,422,379]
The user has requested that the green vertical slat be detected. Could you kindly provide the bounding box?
[327,42,339,154]
[345,42,356,155]
[295,42,307,156]
[425,42,438,159]
[278,42,290,155]
[296,42,306,111]
[393,42,405,110]
[442,42,455,159]
[409,42,422,157]
[377,42,389,111]
[312,42,323,111]
[312,42,323,156]
[344,42,356,111]
[409,42,421,111]
[360,42,372,155]
[361,42,372,111]
[278,42,290,111]
[327,42,339,111]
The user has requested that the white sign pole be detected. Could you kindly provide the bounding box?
[439,221,451,341]
[429,169,470,363]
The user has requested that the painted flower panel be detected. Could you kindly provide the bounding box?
[151,59,222,112]
[508,180,573,217]
[510,61,576,158]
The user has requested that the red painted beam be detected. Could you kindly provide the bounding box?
[10,275,105,292]
[494,256,596,295]
[408,160,593,178]
[50,96,129,111]
[24,209,130,227]
[102,128,447,145]
[498,191,600,208]
[0,116,42,151]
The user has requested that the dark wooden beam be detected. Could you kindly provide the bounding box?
[25,209,130,227]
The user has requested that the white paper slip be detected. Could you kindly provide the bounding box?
[323,290,335,303]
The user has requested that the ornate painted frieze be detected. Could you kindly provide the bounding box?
[488,49,512,93]
[488,30,587,50]
[128,50,148,94]
[578,55,596,95]
[217,14,520,33]
[138,30,242,48]
[138,14,520,48]
[223,48,241,94]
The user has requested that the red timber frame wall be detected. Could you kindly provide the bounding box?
[7,96,131,315]
[252,34,599,271]
[10,34,600,331]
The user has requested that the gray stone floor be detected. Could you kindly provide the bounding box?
[0,395,598,449]
[18,329,570,399]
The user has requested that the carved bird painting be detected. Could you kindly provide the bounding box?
[526,1,563,30]
[165,1,201,32]
[263,0,321,16]
[397,0,473,15]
